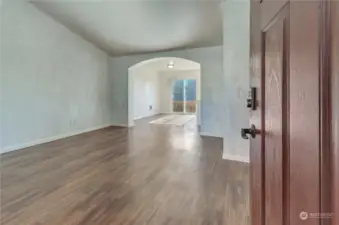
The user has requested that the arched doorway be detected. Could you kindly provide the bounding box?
[128,57,201,127]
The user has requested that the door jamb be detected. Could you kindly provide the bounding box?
[319,1,333,225]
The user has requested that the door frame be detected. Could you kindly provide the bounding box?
[319,1,333,224]
[327,1,339,224]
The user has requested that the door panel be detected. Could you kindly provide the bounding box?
[262,8,288,225]
[261,0,289,30]
[289,2,320,224]
[172,80,184,113]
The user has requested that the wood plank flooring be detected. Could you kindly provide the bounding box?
[0,115,250,225]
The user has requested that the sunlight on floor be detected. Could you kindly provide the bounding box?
[149,114,196,126]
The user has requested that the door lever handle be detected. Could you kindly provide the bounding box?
[241,125,257,139]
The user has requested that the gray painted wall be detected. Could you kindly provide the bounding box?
[0,0,112,152]
[222,0,251,162]
[109,46,224,137]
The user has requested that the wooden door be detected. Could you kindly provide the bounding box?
[261,7,288,225]
[289,2,321,224]
[250,1,325,225]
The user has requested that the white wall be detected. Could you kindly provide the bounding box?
[109,46,223,137]
[222,0,251,162]
[132,67,160,119]
[0,0,112,152]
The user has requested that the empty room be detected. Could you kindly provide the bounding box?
[130,57,201,129]
[1,0,338,225]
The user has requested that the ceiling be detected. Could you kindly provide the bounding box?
[130,57,200,72]
[31,0,223,56]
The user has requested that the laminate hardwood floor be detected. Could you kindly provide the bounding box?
[0,115,250,225]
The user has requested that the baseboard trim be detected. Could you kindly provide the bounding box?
[199,132,223,138]
[113,124,130,128]
[222,153,250,163]
[1,123,114,154]
[134,113,161,121]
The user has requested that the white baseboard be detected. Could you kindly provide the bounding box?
[1,123,113,154]
[134,113,161,120]
[199,132,223,138]
[222,153,250,163]
[162,112,195,115]
[113,123,130,128]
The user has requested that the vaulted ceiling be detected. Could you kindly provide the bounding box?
[31,0,223,56]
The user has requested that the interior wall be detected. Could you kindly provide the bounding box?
[109,46,223,137]
[222,0,251,162]
[132,67,160,119]
[0,0,111,152]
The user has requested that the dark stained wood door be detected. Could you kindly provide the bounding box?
[250,1,327,225]
[261,8,288,225]
[250,4,289,224]
[289,2,321,225]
